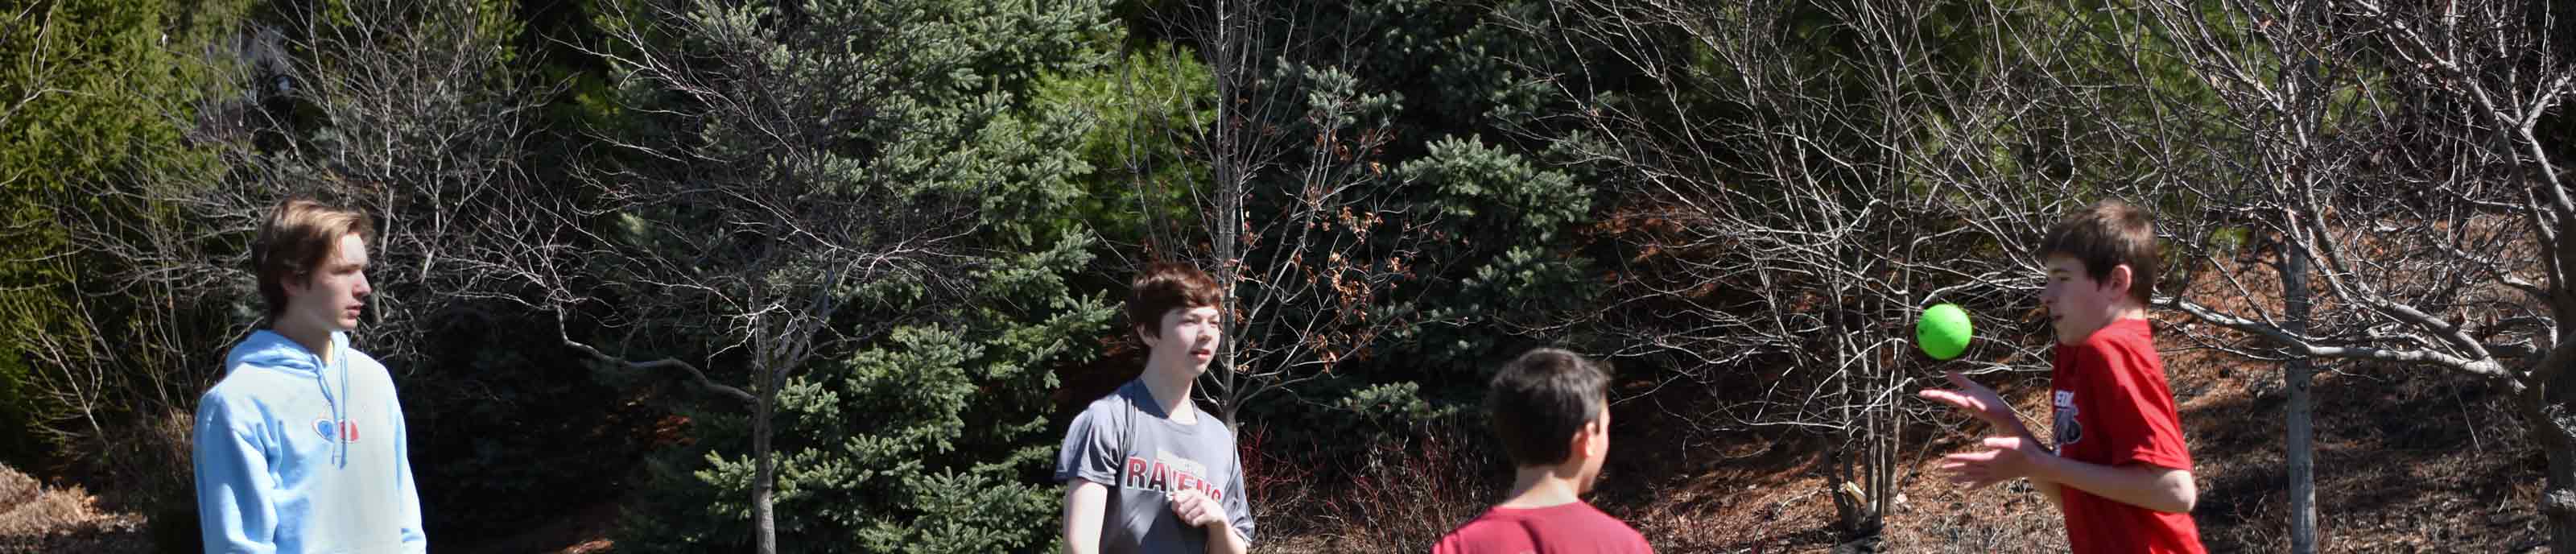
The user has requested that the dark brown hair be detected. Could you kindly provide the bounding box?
[253,198,374,317]
[1129,262,1223,337]
[1486,348,1611,467]
[2037,199,2159,306]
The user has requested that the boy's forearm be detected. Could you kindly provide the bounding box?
[2030,477,2065,510]
[1061,482,1105,554]
[1997,422,2069,509]
[1203,525,1248,554]
[1062,520,1100,554]
[2029,454,2194,514]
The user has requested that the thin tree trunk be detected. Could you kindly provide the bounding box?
[754,368,778,554]
[1888,292,1901,533]
[2514,382,2576,553]
[2279,229,2318,553]
[2535,327,2576,553]
[2548,442,2576,552]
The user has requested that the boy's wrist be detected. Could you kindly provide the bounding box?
[1995,418,2037,443]
[2023,446,2070,483]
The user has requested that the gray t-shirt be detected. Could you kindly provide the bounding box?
[1056,380,1255,553]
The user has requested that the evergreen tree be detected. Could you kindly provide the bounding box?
[567,0,1121,551]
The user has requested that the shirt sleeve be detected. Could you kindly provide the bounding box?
[1430,531,1468,554]
[393,391,427,552]
[1224,448,1254,544]
[2072,342,2194,471]
[194,395,280,554]
[1055,405,1123,486]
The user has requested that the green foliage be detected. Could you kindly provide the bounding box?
[619,234,1116,553]
[1202,0,1609,482]
[1402,135,1589,242]
[596,0,1121,550]
[1034,44,1214,243]
[1319,0,1582,133]
[1369,134,1600,379]
[0,0,237,469]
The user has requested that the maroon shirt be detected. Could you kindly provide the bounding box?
[1431,501,1653,554]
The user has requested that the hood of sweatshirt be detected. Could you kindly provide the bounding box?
[225,329,349,467]
[227,329,334,378]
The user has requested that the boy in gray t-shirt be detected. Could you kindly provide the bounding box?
[1059,263,1253,554]
[1057,380,1253,552]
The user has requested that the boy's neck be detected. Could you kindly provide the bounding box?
[1497,465,1584,510]
[2063,304,2153,345]
[2108,300,2149,322]
[273,320,335,366]
[1137,360,1198,424]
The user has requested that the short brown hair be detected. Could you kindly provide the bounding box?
[1129,262,1222,337]
[2036,199,2159,306]
[253,198,374,317]
[1487,348,1611,467]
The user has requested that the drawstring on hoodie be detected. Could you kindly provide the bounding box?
[312,332,349,469]
[336,333,349,468]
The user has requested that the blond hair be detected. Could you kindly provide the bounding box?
[252,199,374,317]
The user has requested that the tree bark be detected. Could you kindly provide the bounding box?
[2279,230,2318,554]
[2512,383,2576,552]
[2548,447,2576,553]
[754,367,778,554]
[2535,327,2576,552]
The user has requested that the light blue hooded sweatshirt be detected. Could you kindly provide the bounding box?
[193,330,425,554]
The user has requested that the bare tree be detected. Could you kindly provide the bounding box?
[2156,0,2576,549]
[22,0,549,506]
[2118,0,2389,550]
[1125,0,1431,426]
[1530,0,2210,542]
[489,0,1001,551]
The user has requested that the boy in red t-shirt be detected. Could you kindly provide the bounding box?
[1919,200,2206,553]
[1433,349,1653,554]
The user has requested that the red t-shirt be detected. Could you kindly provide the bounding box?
[2050,318,2203,553]
[1430,501,1653,554]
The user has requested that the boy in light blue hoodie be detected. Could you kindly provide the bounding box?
[194,199,425,553]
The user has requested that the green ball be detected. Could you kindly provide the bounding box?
[1917,304,1973,360]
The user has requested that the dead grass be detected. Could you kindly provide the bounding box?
[0,464,147,553]
[1252,420,1511,553]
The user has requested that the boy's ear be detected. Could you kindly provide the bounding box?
[1563,428,1589,464]
[1570,417,1608,460]
[2106,263,2134,298]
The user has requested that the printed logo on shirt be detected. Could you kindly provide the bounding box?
[312,417,360,443]
[1122,449,1225,502]
[2052,390,2081,449]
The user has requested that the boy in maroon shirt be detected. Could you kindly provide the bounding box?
[1433,348,1653,554]
[1920,200,2205,553]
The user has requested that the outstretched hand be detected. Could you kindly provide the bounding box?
[1918,370,2020,431]
[1938,436,2047,488]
